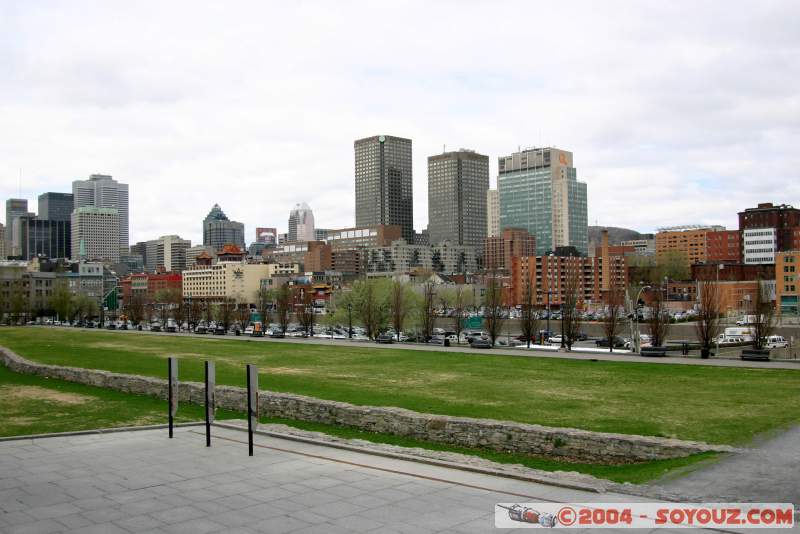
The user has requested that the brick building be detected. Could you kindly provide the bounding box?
[776,251,799,317]
[121,272,182,304]
[483,228,536,272]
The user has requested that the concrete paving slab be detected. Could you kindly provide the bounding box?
[1,425,793,533]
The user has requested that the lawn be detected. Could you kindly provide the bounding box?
[0,362,712,484]
[0,364,240,437]
[1,327,799,445]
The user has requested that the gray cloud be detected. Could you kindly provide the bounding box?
[1,1,798,244]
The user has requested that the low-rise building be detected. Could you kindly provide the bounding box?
[483,228,536,272]
[364,239,477,276]
[182,259,297,304]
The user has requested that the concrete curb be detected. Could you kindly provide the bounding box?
[0,422,203,442]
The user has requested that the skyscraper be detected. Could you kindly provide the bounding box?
[38,192,74,221]
[203,204,245,252]
[486,189,499,238]
[143,235,191,272]
[12,214,71,260]
[72,174,129,251]
[5,199,31,255]
[287,203,315,242]
[498,147,588,256]
[354,135,413,242]
[427,149,489,250]
[71,207,120,263]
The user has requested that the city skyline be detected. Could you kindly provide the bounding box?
[1,3,798,244]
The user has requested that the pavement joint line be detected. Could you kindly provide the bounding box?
[210,422,609,494]
[191,427,565,502]
[0,422,204,443]
[195,428,745,534]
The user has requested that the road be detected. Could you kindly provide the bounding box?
[37,326,800,370]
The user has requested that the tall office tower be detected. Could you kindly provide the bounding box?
[498,147,588,256]
[287,203,315,242]
[487,189,500,238]
[354,135,414,242]
[12,214,71,260]
[202,204,245,252]
[143,235,191,272]
[5,199,30,255]
[427,149,489,249]
[71,207,121,263]
[72,174,129,251]
[38,192,74,221]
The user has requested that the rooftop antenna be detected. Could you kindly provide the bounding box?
[19,168,22,197]
[443,144,446,153]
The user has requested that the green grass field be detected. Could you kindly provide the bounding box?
[0,362,712,484]
[1,327,799,446]
[0,364,240,437]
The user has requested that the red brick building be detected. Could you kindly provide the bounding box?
[121,272,182,303]
[705,230,741,262]
[483,228,536,272]
[739,203,800,253]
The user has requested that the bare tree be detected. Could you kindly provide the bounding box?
[9,279,30,325]
[235,299,251,331]
[561,267,583,351]
[275,283,291,334]
[695,279,721,357]
[124,293,146,325]
[49,281,73,323]
[297,289,315,335]
[203,299,214,325]
[442,286,471,345]
[216,297,235,330]
[187,298,202,329]
[750,280,775,351]
[390,280,411,341]
[419,281,437,341]
[647,286,671,347]
[257,286,273,325]
[519,276,539,348]
[483,272,505,346]
[353,279,389,340]
[602,286,624,353]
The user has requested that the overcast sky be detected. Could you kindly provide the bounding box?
[1,1,798,245]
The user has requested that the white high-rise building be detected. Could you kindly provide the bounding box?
[486,189,499,238]
[287,203,315,242]
[71,207,120,263]
[144,235,191,272]
[72,174,129,252]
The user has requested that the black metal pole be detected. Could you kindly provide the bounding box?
[348,304,352,338]
[205,361,211,447]
[246,365,254,456]
[168,358,174,439]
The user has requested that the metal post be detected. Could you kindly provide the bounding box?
[246,364,258,456]
[205,361,215,447]
[168,357,178,438]
[348,304,353,338]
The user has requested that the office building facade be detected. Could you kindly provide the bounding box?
[38,192,74,221]
[143,235,191,272]
[354,135,414,242]
[427,150,489,250]
[71,207,120,263]
[202,204,245,252]
[497,147,588,256]
[288,203,315,242]
[72,174,129,251]
[487,189,499,238]
[12,215,71,260]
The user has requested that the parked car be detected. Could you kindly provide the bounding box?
[427,335,445,345]
[470,338,492,349]
[213,325,226,335]
[150,322,162,332]
[376,333,395,344]
[194,324,207,334]
[547,335,563,344]
[269,330,285,338]
[596,336,627,348]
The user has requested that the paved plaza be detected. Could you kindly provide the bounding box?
[2,425,789,534]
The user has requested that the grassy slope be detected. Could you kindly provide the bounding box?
[0,364,240,436]
[0,363,711,484]
[1,327,799,445]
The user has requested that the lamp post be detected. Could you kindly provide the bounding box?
[633,284,652,353]
[347,302,353,339]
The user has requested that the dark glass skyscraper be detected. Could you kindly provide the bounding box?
[38,192,74,221]
[203,204,245,252]
[427,149,489,250]
[354,135,413,242]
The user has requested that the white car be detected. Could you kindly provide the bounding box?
[244,326,254,335]
[764,335,788,349]
[547,335,563,344]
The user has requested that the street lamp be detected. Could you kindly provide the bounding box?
[633,284,652,353]
[347,302,353,339]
